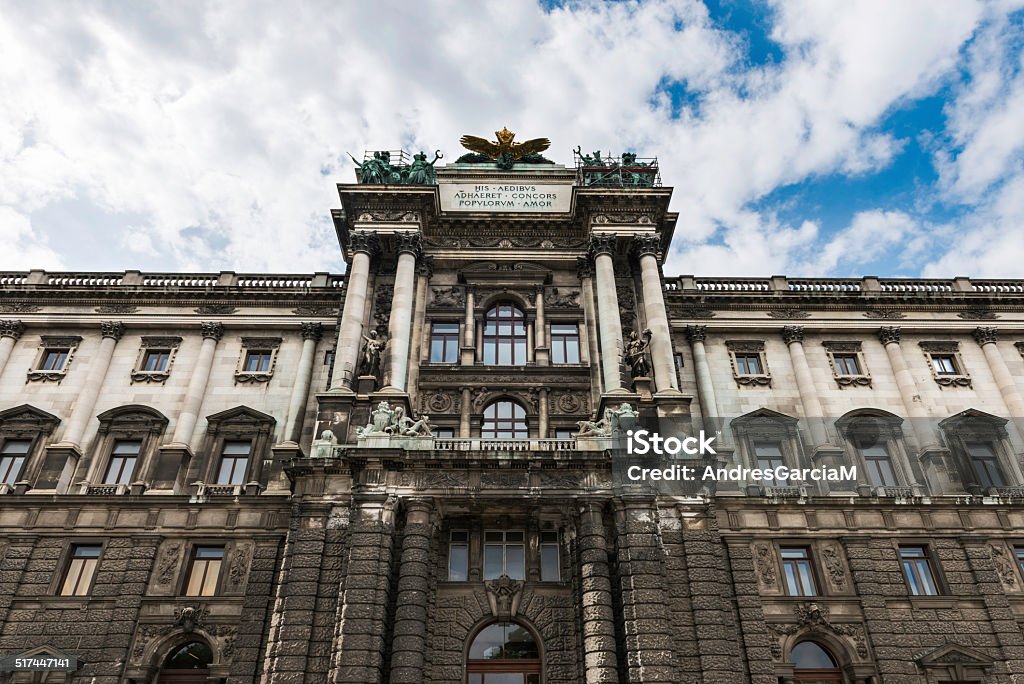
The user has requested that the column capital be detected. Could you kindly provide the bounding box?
[417,254,434,278]
[781,325,805,345]
[576,255,594,279]
[200,321,225,340]
[403,497,434,515]
[0,320,25,340]
[349,231,381,257]
[300,322,324,341]
[685,324,707,343]
[973,326,998,346]
[631,233,660,259]
[877,325,901,346]
[395,231,423,259]
[589,234,617,257]
[100,321,126,340]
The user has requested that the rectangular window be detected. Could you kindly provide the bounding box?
[540,530,560,581]
[754,442,787,486]
[781,547,818,596]
[1016,547,1024,577]
[141,349,170,372]
[243,351,272,372]
[734,353,763,375]
[324,351,335,391]
[448,530,469,581]
[183,546,224,596]
[862,444,897,487]
[483,530,525,580]
[833,354,861,375]
[554,430,576,439]
[900,545,940,596]
[40,348,69,371]
[931,354,959,375]
[103,439,141,485]
[434,428,455,438]
[429,323,460,363]
[217,441,251,485]
[0,439,30,486]
[550,324,581,365]
[59,544,102,596]
[966,441,1006,489]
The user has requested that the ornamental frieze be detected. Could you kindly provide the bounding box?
[430,286,465,307]
[766,307,810,319]
[95,303,139,314]
[420,390,460,414]
[194,303,237,315]
[863,308,906,319]
[957,308,1000,320]
[545,288,580,308]
[293,305,338,317]
[0,302,40,313]
[553,390,588,415]
[480,471,529,489]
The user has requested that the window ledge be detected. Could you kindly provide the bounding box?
[234,371,273,384]
[735,374,772,387]
[835,375,871,388]
[26,369,66,382]
[934,375,971,388]
[906,596,955,608]
[131,370,170,383]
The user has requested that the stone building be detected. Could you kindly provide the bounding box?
[1,143,1024,683]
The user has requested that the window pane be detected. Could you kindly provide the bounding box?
[505,545,525,580]
[541,544,559,581]
[449,545,468,581]
[184,547,224,596]
[143,350,170,371]
[483,545,503,579]
[42,349,69,371]
[60,545,101,596]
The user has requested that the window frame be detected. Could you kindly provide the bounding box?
[448,529,469,581]
[939,411,1017,495]
[725,341,771,387]
[0,405,61,491]
[55,542,104,597]
[181,545,226,597]
[549,323,581,365]
[899,544,942,596]
[730,409,804,495]
[234,337,282,384]
[131,336,182,384]
[428,322,460,364]
[481,400,529,440]
[482,303,529,367]
[483,529,526,580]
[919,341,971,388]
[823,341,871,388]
[27,336,82,383]
[0,438,31,487]
[200,406,276,491]
[215,440,252,486]
[102,439,142,486]
[780,546,819,597]
[539,530,560,582]
[83,406,169,494]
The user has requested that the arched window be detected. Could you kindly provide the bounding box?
[483,304,528,366]
[466,622,541,683]
[791,640,842,682]
[482,401,528,439]
[157,640,213,683]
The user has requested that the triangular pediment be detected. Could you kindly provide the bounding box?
[731,407,798,425]
[205,405,276,435]
[0,404,61,433]
[916,642,993,666]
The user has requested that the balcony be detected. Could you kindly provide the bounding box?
[432,438,577,452]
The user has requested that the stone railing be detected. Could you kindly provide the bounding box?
[0,270,345,290]
[666,275,1024,295]
[433,438,577,452]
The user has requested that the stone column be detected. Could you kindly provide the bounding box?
[0,320,25,377]
[578,501,617,683]
[330,232,379,391]
[60,321,125,448]
[460,387,471,438]
[590,235,624,393]
[406,258,431,397]
[389,498,434,684]
[686,325,720,424]
[283,323,323,443]
[578,257,603,397]
[172,322,224,446]
[538,387,549,438]
[877,326,939,450]
[781,326,829,447]
[633,235,679,393]
[534,287,548,365]
[974,327,1024,450]
[385,232,421,392]
[461,287,475,365]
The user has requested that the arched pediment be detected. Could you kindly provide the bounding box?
[96,405,169,435]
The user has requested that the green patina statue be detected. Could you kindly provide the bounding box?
[348,149,442,185]
[406,150,442,184]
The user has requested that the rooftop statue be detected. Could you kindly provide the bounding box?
[460,127,551,170]
[406,150,442,185]
[348,149,442,185]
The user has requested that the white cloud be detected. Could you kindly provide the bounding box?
[0,208,64,270]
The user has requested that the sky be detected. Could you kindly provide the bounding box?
[1,0,1023,279]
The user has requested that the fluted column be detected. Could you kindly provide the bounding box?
[283,323,322,443]
[330,232,379,391]
[578,257,603,397]
[461,287,475,365]
[781,326,828,447]
[590,235,624,393]
[0,320,25,377]
[389,498,434,684]
[877,326,938,450]
[460,387,471,438]
[172,322,224,447]
[384,233,421,392]
[633,235,679,393]
[578,501,617,683]
[974,327,1024,443]
[60,321,125,447]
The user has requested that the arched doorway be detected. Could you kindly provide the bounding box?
[466,622,541,683]
[156,640,213,683]
[791,640,843,682]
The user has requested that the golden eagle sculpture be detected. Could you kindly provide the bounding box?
[460,127,551,169]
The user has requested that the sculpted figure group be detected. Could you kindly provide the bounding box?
[356,401,435,439]
[348,150,442,185]
[575,403,638,438]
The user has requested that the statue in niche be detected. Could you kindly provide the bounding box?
[406,150,442,185]
[624,329,653,378]
[358,330,386,379]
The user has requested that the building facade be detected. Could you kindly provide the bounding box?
[1,148,1024,683]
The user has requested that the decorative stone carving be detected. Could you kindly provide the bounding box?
[766,601,868,660]
[821,544,847,589]
[431,286,465,307]
[624,329,652,378]
[588,234,617,257]
[674,306,716,319]
[173,604,208,632]
[27,335,83,382]
[863,308,906,320]
[293,305,337,317]
[989,543,1017,587]
[0,302,40,313]
[0,320,25,339]
[972,326,998,346]
[576,256,593,279]
[194,303,237,315]
[546,288,580,308]
[358,330,386,380]
[631,234,660,258]
[766,308,810,319]
[349,231,381,256]
[554,391,588,415]
[919,341,971,387]
[484,575,525,621]
[594,212,653,224]
[1017,341,1024,358]
[95,303,138,314]
[415,471,467,488]
[422,390,458,413]
[200,321,225,340]
[373,287,393,332]
[327,506,350,529]
[685,325,707,343]
[877,326,901,345]
[311,430,338,458]
[227,544,252,589]
[355,401,433,438]
[575,403,638,437]
[100,321,126,340]
[753,543,776,586]
[480,471,528,489]
[781,325,804,345]
[395,231,423,258]
[300,322,324,341]
[155,542,182,585]
[958,308,1000,320]
[538,471,582,488]
[356,210,420,223]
